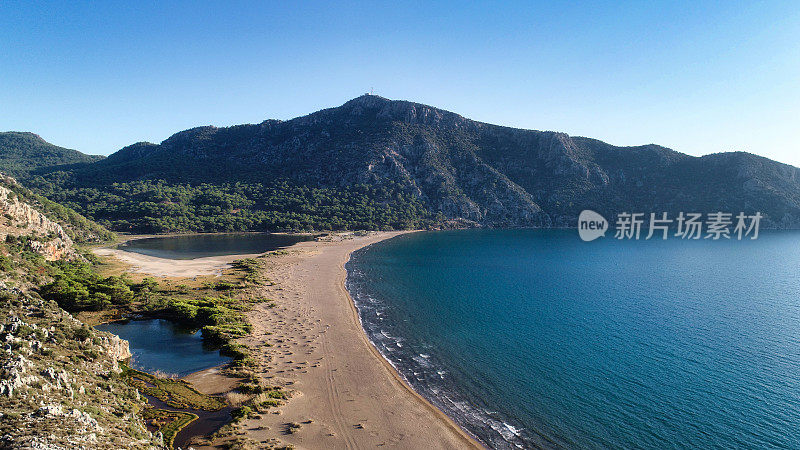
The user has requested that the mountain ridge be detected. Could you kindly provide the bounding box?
[0,132,104,177]
[4,95,800,231]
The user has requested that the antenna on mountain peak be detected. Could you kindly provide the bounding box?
[370,87,374,95]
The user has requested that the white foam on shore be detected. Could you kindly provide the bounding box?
[346,248,532,450]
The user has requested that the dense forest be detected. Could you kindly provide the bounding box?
[25,176,434,232]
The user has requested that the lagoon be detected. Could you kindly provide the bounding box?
[96,319,230,377]
[117,232,309,260]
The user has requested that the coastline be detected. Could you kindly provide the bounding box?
[341,233,486,447]
[239,231,482,449]
[94,231,481,448]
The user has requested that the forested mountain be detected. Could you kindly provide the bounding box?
[5,95,800,232]
[0,132,104,176]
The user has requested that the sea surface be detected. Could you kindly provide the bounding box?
[117,232,309,259]
[346,229,800,449]
[96,319,230,376]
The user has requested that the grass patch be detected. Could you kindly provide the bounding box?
[230,258,265,285]
[122,365,225,411]
[142,408,197,449]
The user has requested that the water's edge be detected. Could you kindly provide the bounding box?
[345,240,529,450]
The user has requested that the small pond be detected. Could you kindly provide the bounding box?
[95,319,230,377]
[117,232,311,259]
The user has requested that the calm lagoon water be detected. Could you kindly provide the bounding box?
[346,229,800,449]
[95,319,230,376]
[117,232,309,259]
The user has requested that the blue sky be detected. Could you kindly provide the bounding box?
[1,1,799,165]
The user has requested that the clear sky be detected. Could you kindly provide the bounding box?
[2,1,799,165]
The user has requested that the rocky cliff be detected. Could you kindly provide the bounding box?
[0,176,157,448]
[0,175,76,261]
[0,284,160,449]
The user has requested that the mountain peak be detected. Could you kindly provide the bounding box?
[343,93,392,107]
[333,95,474,130]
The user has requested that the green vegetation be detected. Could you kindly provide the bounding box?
[122,365,225,410]
[35,249,264,366]
[6,96,800,235]
[27,177,432,233]
[230,405,252,421]
[0,177,283,448]
[69,254,276,443]
[1,236,285,448]
[141,408,197,449]
[155,295,254,346]
[1,235,50,285]
[38,260,135,311]
[0,131,103,177]
[231,258,268,285]
[1,173,114,243]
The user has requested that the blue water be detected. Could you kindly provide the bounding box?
[118,233,310,259]
[346,230,800,449]
[96,319,231,376]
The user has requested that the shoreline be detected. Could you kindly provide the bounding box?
[339,233,485,447]
[345,235,526,449]
[95,231,481,448]
[240,231,482,449]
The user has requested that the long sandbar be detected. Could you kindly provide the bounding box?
[241,231,481,449]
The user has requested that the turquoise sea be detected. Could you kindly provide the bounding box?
[346,230,800,449]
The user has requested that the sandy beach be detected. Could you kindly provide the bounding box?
[238,231,480,449]
[97,232,481,449]
[93,247,265,277]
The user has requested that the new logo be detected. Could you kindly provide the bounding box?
[578,210,608,241]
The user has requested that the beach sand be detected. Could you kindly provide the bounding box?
[95,232,480,449]
[239,231,480,449]
[93,247,263,277]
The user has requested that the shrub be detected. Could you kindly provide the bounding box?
[166,301,199,322]
[213,281,237,291]
[237,383,264,394]
[73,326,91,341]
[231,406,252,421]
[38,260,137,311]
